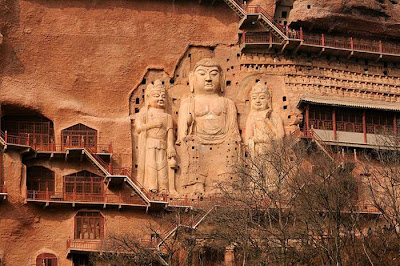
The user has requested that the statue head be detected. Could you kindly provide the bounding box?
[145,80,166,109]
[189,58,225,94]
[250,82,271,111]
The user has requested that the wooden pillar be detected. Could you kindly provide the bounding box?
[224,246,235,266]
[0,152,2,186]
[178,249,187,265]
[46,186,49,200]
[321,34,325,46]
[394,114,397,136]
[332,108,337,141]
[305,105,310,137]
[350,37,354,50]
[300,27,303,40]
[363,111,367,143]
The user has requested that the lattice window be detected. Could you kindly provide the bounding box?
[36,253,57,266]
[308,105,333,130]
[64,171,103,195]
[61,124,97,149]
[2,116,54,148]
[366,111,395,134]
[336,108,363,133]
[74,211,104,240]
[27,166,55,193]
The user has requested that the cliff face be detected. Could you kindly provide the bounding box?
[289,0,400,38]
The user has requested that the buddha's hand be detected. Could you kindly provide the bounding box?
[167,147,177,158]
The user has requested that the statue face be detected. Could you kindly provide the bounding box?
[148,90,166,108]
[193,66,221,94]
[251,92,269,111]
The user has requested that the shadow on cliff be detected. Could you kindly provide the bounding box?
[0,0,24,80]
[22,0,236,26]
[0,39,25,78]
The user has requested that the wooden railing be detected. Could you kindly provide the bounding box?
[84,146,111,174]
[356,201,381,214]
[67,239,103,251]
[26,190,146,205]
[111,167,153,200]
[245,5,285,33]
[238,4,400,56]
[1,130,112,153]
[242,32,283,44]
[244,29,400,56]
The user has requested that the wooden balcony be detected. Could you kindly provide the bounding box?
[66,239,103,257]
[2,130,112,154]
[237,4,400,61]
[26,190,147,208]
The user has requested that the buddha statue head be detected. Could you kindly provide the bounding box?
[250,82,271,112]
[145,80,167,109]
[189,58,225,94]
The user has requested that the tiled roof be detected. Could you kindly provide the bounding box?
[297,95,400,112]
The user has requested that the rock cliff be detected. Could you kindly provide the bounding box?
[289,0,400,39]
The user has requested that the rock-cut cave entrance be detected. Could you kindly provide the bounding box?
[1,104,54,151]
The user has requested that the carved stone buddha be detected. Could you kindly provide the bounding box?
[177,58,240,194]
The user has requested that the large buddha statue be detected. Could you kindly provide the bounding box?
[136,80,177,194]
[177,58,240,194]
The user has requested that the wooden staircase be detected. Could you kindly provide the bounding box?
[309,129,335,161]
[156,206,215,250]
[222,0,288,41]
[0,131,7,151]
[221,0,246,18]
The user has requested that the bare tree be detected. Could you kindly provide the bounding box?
[360,144,400,265]
[205,136,372,266]
[94,210,200,266]
[93,136,400,266]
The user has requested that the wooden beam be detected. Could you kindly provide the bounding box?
[305,105,310,136]
[347,51,354,59]
[375,54,383,63]
[332,108,337,141]
[280,40,289,54]
[363,111,367,144]
[292,41,303,54]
